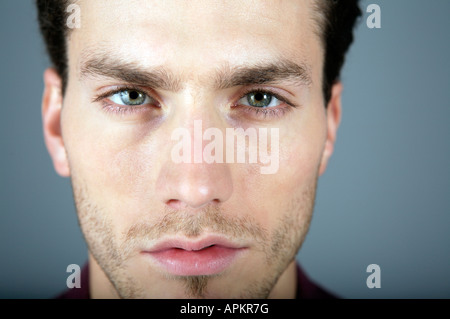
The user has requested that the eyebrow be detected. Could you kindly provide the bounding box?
[214,60,312,89]
[79,52,312,91]
[79,54,183,92]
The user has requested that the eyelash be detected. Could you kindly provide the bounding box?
[92,86,297,118]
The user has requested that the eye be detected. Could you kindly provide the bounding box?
[238,91,283,108]
[109,89,152,106]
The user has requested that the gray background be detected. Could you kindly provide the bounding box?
[0,0,449,298]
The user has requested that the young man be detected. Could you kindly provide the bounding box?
[37,0,361,298]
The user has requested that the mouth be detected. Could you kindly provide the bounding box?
[142,236,247,276]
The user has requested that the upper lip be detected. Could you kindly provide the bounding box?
[144,235,245,253]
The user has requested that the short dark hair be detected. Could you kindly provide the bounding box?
[36,0,361,103]
[36,0,70,94]
[316,0,362,103]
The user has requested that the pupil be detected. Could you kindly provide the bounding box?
[254,92,264,101]
[129,91,139,100]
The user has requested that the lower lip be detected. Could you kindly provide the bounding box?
[144,246,243,276]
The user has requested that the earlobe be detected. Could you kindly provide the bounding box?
[42,68,70,177]
[318,82,342,176]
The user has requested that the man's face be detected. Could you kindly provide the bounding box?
[43,0,341,298]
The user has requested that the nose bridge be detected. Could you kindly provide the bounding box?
[155,94,233,210]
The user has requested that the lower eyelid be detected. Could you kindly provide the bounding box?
[101,101,152,116]
[244,105,290,119]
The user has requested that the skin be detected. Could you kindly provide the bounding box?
[42,0,342,298]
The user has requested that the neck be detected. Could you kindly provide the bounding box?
[89,254,120,298]
[268,260,297,299]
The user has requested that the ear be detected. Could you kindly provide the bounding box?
[42,68,70,177]
[318,82,342,176]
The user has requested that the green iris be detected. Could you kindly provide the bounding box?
[247,92,273,107]
[119,90,146,105]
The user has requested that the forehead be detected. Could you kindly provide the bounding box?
[71,0,322,76]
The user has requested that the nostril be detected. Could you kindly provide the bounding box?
[166,199,186,210]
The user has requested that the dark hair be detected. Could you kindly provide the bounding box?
[36,0,70,94]
[36,0,361,103]
[317,0,362,103]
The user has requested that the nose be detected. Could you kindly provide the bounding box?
[156,161,233,210]
[155,126,233,210]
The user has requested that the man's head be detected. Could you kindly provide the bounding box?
[38,0,360,298]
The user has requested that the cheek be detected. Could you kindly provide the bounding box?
[107,139,159,198]
[282,128,326,190]
[62,97,164,218]
[235,107,327,230]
